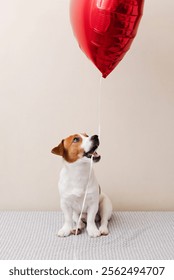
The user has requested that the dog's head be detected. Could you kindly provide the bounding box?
[51,133,101,163]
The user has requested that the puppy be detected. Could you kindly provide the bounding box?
[51,133,112,237]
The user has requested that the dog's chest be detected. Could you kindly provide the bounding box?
[58,166,98,210]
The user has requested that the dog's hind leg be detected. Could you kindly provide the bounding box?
[99,193,112,235]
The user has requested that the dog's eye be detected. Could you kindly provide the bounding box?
[73,137,80,143]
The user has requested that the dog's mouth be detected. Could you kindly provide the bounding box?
[84,146,101,163]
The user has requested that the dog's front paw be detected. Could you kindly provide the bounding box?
[57,226,72,237]
[87,226,101,238]
[99,225,109,236]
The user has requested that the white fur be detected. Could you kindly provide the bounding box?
[80,134,93,153]
[57,136,112,237]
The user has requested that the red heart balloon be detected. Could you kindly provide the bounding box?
[70,0,144,78]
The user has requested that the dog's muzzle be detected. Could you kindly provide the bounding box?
[84,135,101,162]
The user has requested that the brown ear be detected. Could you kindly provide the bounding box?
[51,140,64,156]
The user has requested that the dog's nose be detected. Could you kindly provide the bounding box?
[91,135,99,146]
[91,135,98,141]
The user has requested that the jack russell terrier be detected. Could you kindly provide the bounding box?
[51,133,112,237]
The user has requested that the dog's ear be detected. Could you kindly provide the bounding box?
[51,140,64,156]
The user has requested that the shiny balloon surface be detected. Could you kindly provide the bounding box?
[70,0,144,78]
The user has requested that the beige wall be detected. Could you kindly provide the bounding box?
[0,0,174,211]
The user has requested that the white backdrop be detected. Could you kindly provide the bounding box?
[0,0,174,210]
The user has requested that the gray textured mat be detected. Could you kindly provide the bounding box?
[0,211,173,260]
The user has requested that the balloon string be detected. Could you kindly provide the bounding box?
[73,156,93,260]
[75,155,94,236]
[73,75,103,259]
[75,74,102,235]
[98,75,102,140]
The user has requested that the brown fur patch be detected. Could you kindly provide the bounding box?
[63,134,84,163]
[81,132,88,137]
[51,140,64,156]
[51,134,84,163]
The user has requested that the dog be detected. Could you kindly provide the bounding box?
[51,133,112,237]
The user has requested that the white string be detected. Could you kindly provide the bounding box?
[75,155,94,235]
[75,75,102,236]
[73,75,103,259]
[98,75,102,140]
